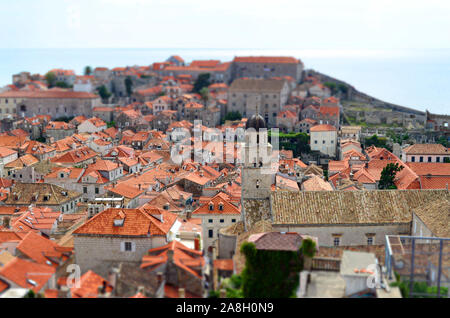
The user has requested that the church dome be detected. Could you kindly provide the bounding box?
[245,114,266,130]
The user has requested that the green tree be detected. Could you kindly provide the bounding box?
[125,76,133,96]
[240,242,302,298]
[24,290,36,298]
[199,87,210,103]
[338,83,348,95]
[324,169,329,181]
[224,111,242,122]
[437,136,448,148]
[107,121,116,128]
[193,73,211,93]
[55,81,71,89]
[365,134,390,150]
[324,82,337,95]
[444,157,450,163]
[97,85,111,101]
[84,66,92,75]
[45,72,57,88]
[378,162,404,189]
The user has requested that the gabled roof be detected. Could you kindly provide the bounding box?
[403,144,449,155]
[51,146,97,164]
[141,240,204,279]
[70,270,113,298]
[310,124,336,132]
[193,193,240,215]
[0,257,55,292]
[16,231,72,266]
[74,207,177,237]
[248,232,306,251]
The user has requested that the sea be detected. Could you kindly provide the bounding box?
[0,48,449,114]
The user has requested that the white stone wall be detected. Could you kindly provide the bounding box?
[311,130,337,157]
[192,214,239,252]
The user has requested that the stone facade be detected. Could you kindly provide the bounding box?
[0,91,102,119]
[73,235,167,277]
[228,79,290,127]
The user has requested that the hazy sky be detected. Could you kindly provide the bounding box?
[1,0,450,49]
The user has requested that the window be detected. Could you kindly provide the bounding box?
[333,237,340,246]
[218,204,223,211]
[437,157,440,162]
[83,187,87,194]
[231,219,236,223]
[208,229,213,238]
[95,187,99,194]
[367,237,374,245]
[420,156,423,162]
[428,157,432,162]
[322,140,325,144]
[208,203,214,211]
[314,140,318,144]
[411,156,415,162]
[122,241,134,252]
[220,219,224,223]
[208,219,213,223]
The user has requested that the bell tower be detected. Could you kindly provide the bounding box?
[241,113,274,200]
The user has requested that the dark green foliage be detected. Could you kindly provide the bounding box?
[387,129,409,144]
[324,82,337,94]
[378,162,404,189]
[364,134,391,150]
[45,72,56,88]
[390,273,448,298]
[225,274,244,298]
[444,157,450,163]
[54,116,74,123]
[437,136,448,148]
[199,87,210,103]
[269,131,310,156]
[84,66,92,75]
[24,290,36,298]
[107,121,116,128]
[323,169,329,181]
[224,111,242,122]
[240,242,302,298]
[208,290,220,298]
[299,238,316,258]
[193,73,211,93]
[125,76,133,96]
[337,83,348,95]
[55,81,71,89]
[35,137,46,143]
[97,85,111,101]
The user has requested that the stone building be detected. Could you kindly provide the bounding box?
[231,56,304,82]
[73,207,179,276]
[192,192,240,252]
[310,124,337,158]
[228,78,290,126]
[44,121,76,141]
[3,182,82,213]
[0,91,101,119]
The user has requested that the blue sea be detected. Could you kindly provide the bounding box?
[0,48,449,114]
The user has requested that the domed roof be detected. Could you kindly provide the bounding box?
[245,114,266,130]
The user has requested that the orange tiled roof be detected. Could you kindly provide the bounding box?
[0,91,98,99]
[192,192,240,215]
[406,162,450,176]
[403,144,449,155]
[213,259,234,271]
[70,270,113,298]
[74,207,177,237]
[0,257,55,292]
[16,231,72,266]
[141,240,204,279]
[310,124,336,132]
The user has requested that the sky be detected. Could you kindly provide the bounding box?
[1,0,450,49]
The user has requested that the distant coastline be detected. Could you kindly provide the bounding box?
[1,48,449,114]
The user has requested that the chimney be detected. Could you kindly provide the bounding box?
[186,210,192,220]
[178,288,185,298]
